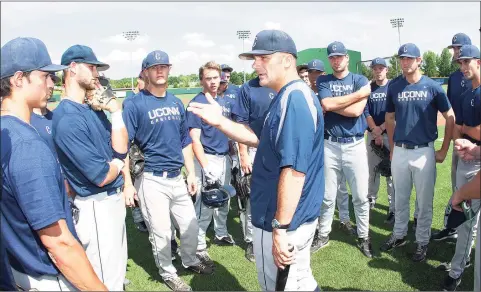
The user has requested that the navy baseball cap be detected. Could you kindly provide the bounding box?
[142,50,171,70]
[307,59,325,72]
[327,41,348,57]
[61,45,109,71]
[221,64,233,72]
[1,37,67,79]
[457,44,480,60]
[239,30,297,60]
[370,57,387,68]
[448,33,471,49]
[398,43,421,58]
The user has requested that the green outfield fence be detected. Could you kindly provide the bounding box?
[297,48,362,74]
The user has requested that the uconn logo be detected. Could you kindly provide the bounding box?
[397,90,428,102]
[330,84,354,96]
[221,105,231,117]
[225,94,235,99]
[148,107,181,124]
[371,92,386,101]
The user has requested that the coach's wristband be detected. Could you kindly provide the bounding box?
[111,158,125,175]
[111,110,126,130]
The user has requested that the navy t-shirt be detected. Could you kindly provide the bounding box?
[317,72,369,137]
[251,80,324,232]
[386,75,452,145]
[448,69,472,118]
[1,116,78,277]
[186,92,233,155]
[122,90,192,172]
[231,77,277,138]
[52,99,124,197]
[365,81,390,126]
[224,83,240,101]
[456,87,480,127]
[31,109,57,157]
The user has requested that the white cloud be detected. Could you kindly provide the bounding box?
[244,39,253,46]
[102,33,150,45]
[264,21,281,30]
[220,44,235,51]
[100,48,147,63]
[183,33,215,48]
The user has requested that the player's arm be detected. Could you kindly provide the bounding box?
[318,82,370,112]
[189,129,209,169]
[435,86,455,162]
[232,84,253,173]
[385,86,396,156]
[54,116,124,188]
[238,143,252,174]
[438,108,455,154]
[180,105,196,177]
[11,141,106,291]
[462,125,481,141]
[106,100,128,157]
[38,221,107,291]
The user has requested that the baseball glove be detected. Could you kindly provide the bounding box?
[129,142,145,181]
[370,140,392,177]
[232,166,251,200]
[85,75,116,111]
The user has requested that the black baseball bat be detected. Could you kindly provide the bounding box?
[275,245,295,291]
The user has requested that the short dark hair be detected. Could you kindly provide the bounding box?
[0,71,32,97]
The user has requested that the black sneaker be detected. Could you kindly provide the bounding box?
[163,276,192,291]
[380,234,407,252]
[432,228,458,241]
[384,212,395,225]
[442,275,461,291]
[358,237,373,258]
[340,221,357,236]
[311,235,329,253]
[196,250,215,268]
[245,242,255,262]
[413,218,418,232]
[135,221,148,233]
[368,198,376,209]
[437,262,452,271]
[183,261,214,275]
[412,243,428,262]
[214,234,235,246]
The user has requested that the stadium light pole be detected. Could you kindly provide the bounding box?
[237,30,251,83]
[390,18,404,48]
[123,30,140,90]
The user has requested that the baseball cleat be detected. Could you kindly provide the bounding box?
[358,237,373,258]
[432,228,458,241]
[311,235,329,254]
[442,275,461,291]
[412,243,428,262]
[214,234,235,246]
[245,242,255,262]
[384,212,395,225]
[340,221,357,236]
[163,276,192,291]
[380,234,406,252]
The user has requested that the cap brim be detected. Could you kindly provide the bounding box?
[370,64,387,68]
[448,44,463,49]
[328,53,347,57]
[398,54,419,58]
[82,60,110,71]
[456,56,479,61]
[39,64,68,73]
[144,62,172,70]
[239,50,275,60]
[222,67,233,72]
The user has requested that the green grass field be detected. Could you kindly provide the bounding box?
[121,126,475,292]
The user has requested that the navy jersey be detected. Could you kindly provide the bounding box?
[365,81,390,126]
[317,72,369,137]
[224,83,240,101]
[231,77,277,138]
[1,116,78,277]
[251,80,324,232]
[0,238,15,291]
[448,69,472,118]
[122,90,192,172]
[186,92,233,155]
[52,99,124,197]
[30,109,57,157]
[386,75,452,145]
[456,87,480,127]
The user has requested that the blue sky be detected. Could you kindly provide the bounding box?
[2,1,479,79]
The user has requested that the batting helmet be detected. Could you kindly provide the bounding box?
[201,182,236,209]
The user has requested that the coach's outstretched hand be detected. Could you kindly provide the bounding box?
[455,138,480,162]
[187,93,224,127]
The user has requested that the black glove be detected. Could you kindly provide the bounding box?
[370,140,392,177]
[129,142,145,180]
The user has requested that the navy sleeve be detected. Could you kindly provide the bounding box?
[386,84,395,113]
[447,75,453,104]
[122,98,138,142]
[9,139,66,230]
[274,90,316,174]
[232,83,250,124]
[433,83,452,113]
[363,103,371,117]
[317,77,333,99]
[54,115,110,186]
[355,75,369,90]
[179,103,193,148]
[186,99,203,130]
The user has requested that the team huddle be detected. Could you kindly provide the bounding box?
[0,29,479,292]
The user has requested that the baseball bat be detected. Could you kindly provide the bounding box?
[275,245,294,291]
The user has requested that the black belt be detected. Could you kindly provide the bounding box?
[152,169,181,178]
[324,133,364,144]
[395,142,429,149]
[462,134,481,146]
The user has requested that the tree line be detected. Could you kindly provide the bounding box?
[359,48,459,80]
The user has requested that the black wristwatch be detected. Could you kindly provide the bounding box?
[271,218,290,230]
